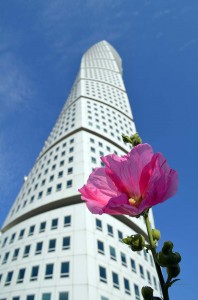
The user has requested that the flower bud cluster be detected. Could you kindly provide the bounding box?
[157,241,181,279]
[122,133,142,146]
[122,234,145,251]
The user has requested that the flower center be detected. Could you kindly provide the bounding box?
[129,196,142,207]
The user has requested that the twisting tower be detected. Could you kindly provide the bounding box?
[0,41,160,300]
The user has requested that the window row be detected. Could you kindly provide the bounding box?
[1,262,70,286]
[2,291,68,300]
[1,216,71,248]
[99,266,141,299]
[1,236,71,264]
[97,241,157,289]
[10,137,75,217]
[96,218,154,266]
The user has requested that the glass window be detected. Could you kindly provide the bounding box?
[150,254,154,267]
[49,175,54,182]
[134,284,140,300]
[12,248,20,261]
[13,297,20,300]
[117,230,123,241]
[56,183,62,191]
[62,237,70,250]
[60,262,69,278]
[19,229,25,240]
[130,258,136,272]
[58,171,63,178]
[97,240,104,254]
[39,222,46,232]
[23,245,31,257]
[2,237,8,247]
[51,164,56,170]
[30,196,35,203]
[28,225,35,236]
[17,268,26,283]
[47,187,52,195]
[48,239,56,252]
[42,294,51,300]
[45,264,54,279]
[60,160,64,166]
[121,252,127,266]
[35,242,43,254]
[64,216,71,227]
[5,271,13,285]
[107,224,113,236]
[59,292,68,300]
[2,252,9,264]
[96,219,102,231]
[124,278,131,295]
[68,157,73,163]
[139,265,144,278]
[153,276,158,290]
[147,270,151,284]
[10,233,16,243]
[101,297,108,300]
[30,266,39,281]
[112,272,119,289]
[109,246,116,260]
[26,296,35,300]
[67,167,73,175]
[144,249,148,261]
[51,218,58,229]
[70,138,74,144]
[99,266,107,283]
[91,157,96,164]
[66,180,72,188]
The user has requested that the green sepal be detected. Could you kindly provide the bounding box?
[168,278,180,287]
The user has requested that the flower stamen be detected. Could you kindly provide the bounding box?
[129,196,142,207]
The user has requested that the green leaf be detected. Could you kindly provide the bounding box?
[168,278,180,287]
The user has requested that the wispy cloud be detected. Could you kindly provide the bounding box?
[179,38,198,51]
[0,53,35,118]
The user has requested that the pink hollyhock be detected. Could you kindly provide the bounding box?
[78,144,178,216]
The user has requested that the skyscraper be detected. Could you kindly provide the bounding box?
[0,41,160,300]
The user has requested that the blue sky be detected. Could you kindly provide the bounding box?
[0,0,197,299]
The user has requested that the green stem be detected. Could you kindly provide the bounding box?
[143,211,169,300]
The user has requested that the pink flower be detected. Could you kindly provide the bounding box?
[78,144,178,216]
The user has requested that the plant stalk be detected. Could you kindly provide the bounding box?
[143,211,169,300]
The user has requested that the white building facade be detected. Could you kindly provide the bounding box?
[0,41,160,300]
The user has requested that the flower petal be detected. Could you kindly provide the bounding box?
[140,153,178,207]
[78,167,121,214]
[101,144,154,198]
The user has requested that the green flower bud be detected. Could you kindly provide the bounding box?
[130,133,142,146]
[141,286,153,299]
[157,251,169,267]
[162,241,174,254]
[130,234,145,251]
[167,264,180,279]
[158,241,181,267]
[122,234,145,251]
[152,229,161,241]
